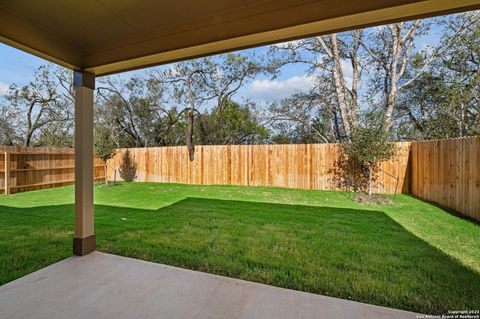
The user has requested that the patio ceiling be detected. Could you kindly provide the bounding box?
[1,0,479,76]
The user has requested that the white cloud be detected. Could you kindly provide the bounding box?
[340,60,353,87]
[271,39,302,49]
[248,75,315,101]
[0,82,9,96]
[341,60,353,78]
[420,42,434,54]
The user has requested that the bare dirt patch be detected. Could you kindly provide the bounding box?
[353,193,394,205]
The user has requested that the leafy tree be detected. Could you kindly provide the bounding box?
[268,32,363,140]
[395,12,480,139]
[96,53,265,158]
[94,125,117,185]
[268,20,433,140]
[360,21,432,132]
[0,104,18,145]
[335,126,395,195]
[150,53,264,159]
[196,100,269,145]
[1,65,73,146]
[96,76,174,148]
[267,93,338,143]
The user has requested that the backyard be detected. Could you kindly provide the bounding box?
[0,182,478,314]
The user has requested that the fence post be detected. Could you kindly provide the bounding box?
[4,152,10,195]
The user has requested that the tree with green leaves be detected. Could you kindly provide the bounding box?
[150,53,264,160]
[96,76,176,148]
[336,126,395,196]
[267,93,338,143]
[94,125,117,185]
[395,11,480,139]
[196,100,269,145]
[96,53,265,159]
[267,20,434,141]
[1,65,73,147]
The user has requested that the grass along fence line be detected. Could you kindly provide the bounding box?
[0,146,105,194]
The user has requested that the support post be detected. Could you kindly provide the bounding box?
[4,152,10,195]
[73,71,96,256]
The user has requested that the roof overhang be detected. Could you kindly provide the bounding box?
[1,0,479,76]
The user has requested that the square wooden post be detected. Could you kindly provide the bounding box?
[4,152,10,195]
[73,71,96,256]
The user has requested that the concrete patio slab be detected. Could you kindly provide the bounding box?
[0,252,418,319]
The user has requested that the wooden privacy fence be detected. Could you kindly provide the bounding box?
[0,146,105,194]
[107,143,411,195]
[410,137,480,221]
[108,138,480,221]
[1,138,477,221]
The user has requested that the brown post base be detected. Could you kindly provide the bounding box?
[73,235,96,256]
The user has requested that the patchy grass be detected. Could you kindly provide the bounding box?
[0,183,479,314]
[353,193,395,205]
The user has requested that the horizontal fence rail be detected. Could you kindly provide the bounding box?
[0,146,104,194]
[108,143,412,195]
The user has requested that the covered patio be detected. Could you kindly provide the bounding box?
[1,0,479,318]
[0,252,416,319]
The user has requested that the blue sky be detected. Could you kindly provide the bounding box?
[0,17,444,103]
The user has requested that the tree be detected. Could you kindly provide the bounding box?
[337,126,395,196]
[150,53,264,160]
[96,76,176,148]
[96,53,264,157]
[267,93,338,143]
[269,31,363,140]
[268,21,430,141]
[0,104,19,145]
[2,65,73,146]
[196,100,269,145]
[360,21,430,132]
[395,12,480,139]
[94,125,117,185]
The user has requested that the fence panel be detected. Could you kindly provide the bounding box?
[410,137,480,221]
[0,146,104,194]
[108,143,411,194]
[0,139,477,221]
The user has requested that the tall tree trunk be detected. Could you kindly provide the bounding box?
[23,133,32,147]
[368,166,372,196]
[349,30,361,128]
[186,110,194,161]
[186,70,201,161]
[23,125,36,147]
[104,161,108,186]
[459,101,465,137]
[384,24,401,132]
[331,34,352,139]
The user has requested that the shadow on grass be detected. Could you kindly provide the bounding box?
[0,198,479,314]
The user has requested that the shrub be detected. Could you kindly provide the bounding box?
[332,126,395,195]
[119,149,137,182]
[94,125,117,185]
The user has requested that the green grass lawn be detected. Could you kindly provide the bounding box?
[0,183,479,314]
